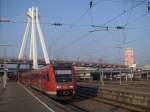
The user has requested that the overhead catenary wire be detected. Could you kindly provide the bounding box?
[4,16,149,59]
[116,33,150,47]
[0,1,149,64]
[95,0,148,4]
[124,10,133,27]
[1,0,149,57]
[53,26,150,55]
[48,23,150,58]
[125,12,148,25]
[70,0,95,28]
[47,1,149,53]
[122,0,134,49]
[1,0,148,30]
[124,1,135,27]
[54,32,93,52]
[91,0,147,32]
[89,6,94,25]
[103,0,147,25]
[77,32,150,63]
[70,8,90,28]
[2,19,150,31]
[47,0,95,53]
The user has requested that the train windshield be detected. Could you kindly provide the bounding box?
[54,66,72,83]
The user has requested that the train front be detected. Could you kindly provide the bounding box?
[54,65,76,100]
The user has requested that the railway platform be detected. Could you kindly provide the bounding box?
[0,81,61,112]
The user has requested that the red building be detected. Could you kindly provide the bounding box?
[124,48,134,67]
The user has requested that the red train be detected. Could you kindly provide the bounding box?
[20,64,77,100]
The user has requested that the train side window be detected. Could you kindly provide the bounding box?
[47,71,49,81]
[42,71,49,81]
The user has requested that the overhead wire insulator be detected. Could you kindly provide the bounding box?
[116,26,125,29]
[148,1,150,13]
[91,25,106,28]
[89,0,93,8]
[0,19,11,23]
[88,26,108,33]
[51,23,63,26]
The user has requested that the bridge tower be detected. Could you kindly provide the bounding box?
[18,7,50,69]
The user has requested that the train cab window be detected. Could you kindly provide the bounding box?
[42,71,49,81]
[0,71,4,76]
[55,70,72,83]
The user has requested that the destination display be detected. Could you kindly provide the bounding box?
[55,70,72,75]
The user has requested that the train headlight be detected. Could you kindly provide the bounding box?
[56,85,61,89]
[69,85,73,88]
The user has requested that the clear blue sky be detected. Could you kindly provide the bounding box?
[0,0,150,65]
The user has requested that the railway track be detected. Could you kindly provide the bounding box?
[27,85,129,112]
[62,95,132,112]
[77,93,139,112]
[22,84,149,112]
[59,100,90,112]
[77,85,150,112]
[26,86,89,112]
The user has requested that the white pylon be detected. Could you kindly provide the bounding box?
[18,18,30,59]
[31,7,38,69]
[35,8,50,64]
[18,7,50,69]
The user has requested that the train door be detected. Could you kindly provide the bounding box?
[41,70,49,90]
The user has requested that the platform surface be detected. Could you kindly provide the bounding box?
[0,81,54,112]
